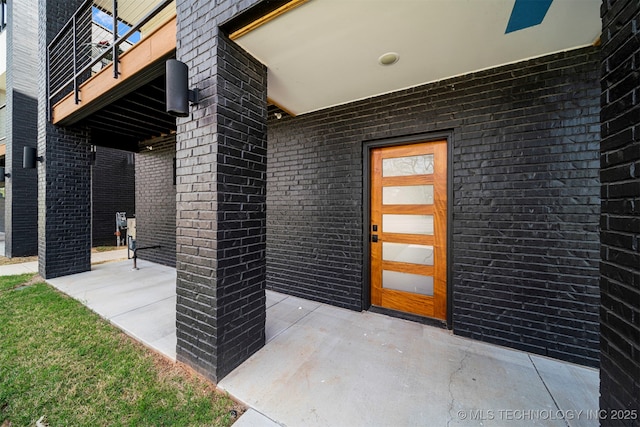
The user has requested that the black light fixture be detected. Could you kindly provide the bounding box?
[0,167,9,182]
[166,59,199,117]
[23,146,43,169]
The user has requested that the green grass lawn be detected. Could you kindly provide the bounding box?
[92,246,123,252]
[0,274,240,427]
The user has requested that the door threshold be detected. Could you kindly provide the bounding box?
[369,305,449,329]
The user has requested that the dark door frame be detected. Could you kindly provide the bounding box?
[362,130,455,328]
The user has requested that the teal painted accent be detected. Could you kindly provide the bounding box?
[506,0,553,34]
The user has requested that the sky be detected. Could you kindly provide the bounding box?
[92,7,141,44]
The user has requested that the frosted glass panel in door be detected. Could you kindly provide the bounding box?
[383,185,434,205]
[382,154,434,177]
[383,270,434,296]
[383,243,434,265]
[383,214,434,235]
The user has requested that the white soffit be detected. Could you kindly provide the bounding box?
[234,0,602,116]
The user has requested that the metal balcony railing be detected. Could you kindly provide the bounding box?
[47,0,175,120]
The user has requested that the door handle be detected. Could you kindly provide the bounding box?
[371,235,378,243]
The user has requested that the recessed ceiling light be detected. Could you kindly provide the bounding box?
[378,52,399,66]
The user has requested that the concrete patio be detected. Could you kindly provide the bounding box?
[18,259,599,427]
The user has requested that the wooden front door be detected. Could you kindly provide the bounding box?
[370,141,447,320]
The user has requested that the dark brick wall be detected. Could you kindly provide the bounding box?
[38,0,92,279]
[176,0,267,382]
[600,0,640,421]
[5,0,39,257]
[38,124,92,279]
[135,136,175,267]
[267,47,601,367]
[92,146,135,247]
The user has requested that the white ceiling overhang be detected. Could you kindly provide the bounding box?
[233,0,602,116]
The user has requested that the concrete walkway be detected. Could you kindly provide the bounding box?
[0,247,129,276]
[223,293,600,427]
[47,258,177,359]
[0,233,38,275]
[7,257,599,427]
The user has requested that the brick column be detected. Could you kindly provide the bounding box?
[175,1,267,382]
[5,0,38,257]
[600,0,640,421]
[37,0,92,279]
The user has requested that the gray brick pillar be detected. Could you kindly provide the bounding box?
[600,0,640,420]
[175,0,267,382]
[37,0,92,279]
[5,0,39,257]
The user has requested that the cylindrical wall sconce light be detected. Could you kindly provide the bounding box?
[23,146,43,169]
[166,59,199,117]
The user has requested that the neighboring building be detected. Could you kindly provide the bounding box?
[39,0,638,419]
[2,0,38,256]
[0,0,134,255]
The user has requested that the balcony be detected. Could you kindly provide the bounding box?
[48,0,177,143]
